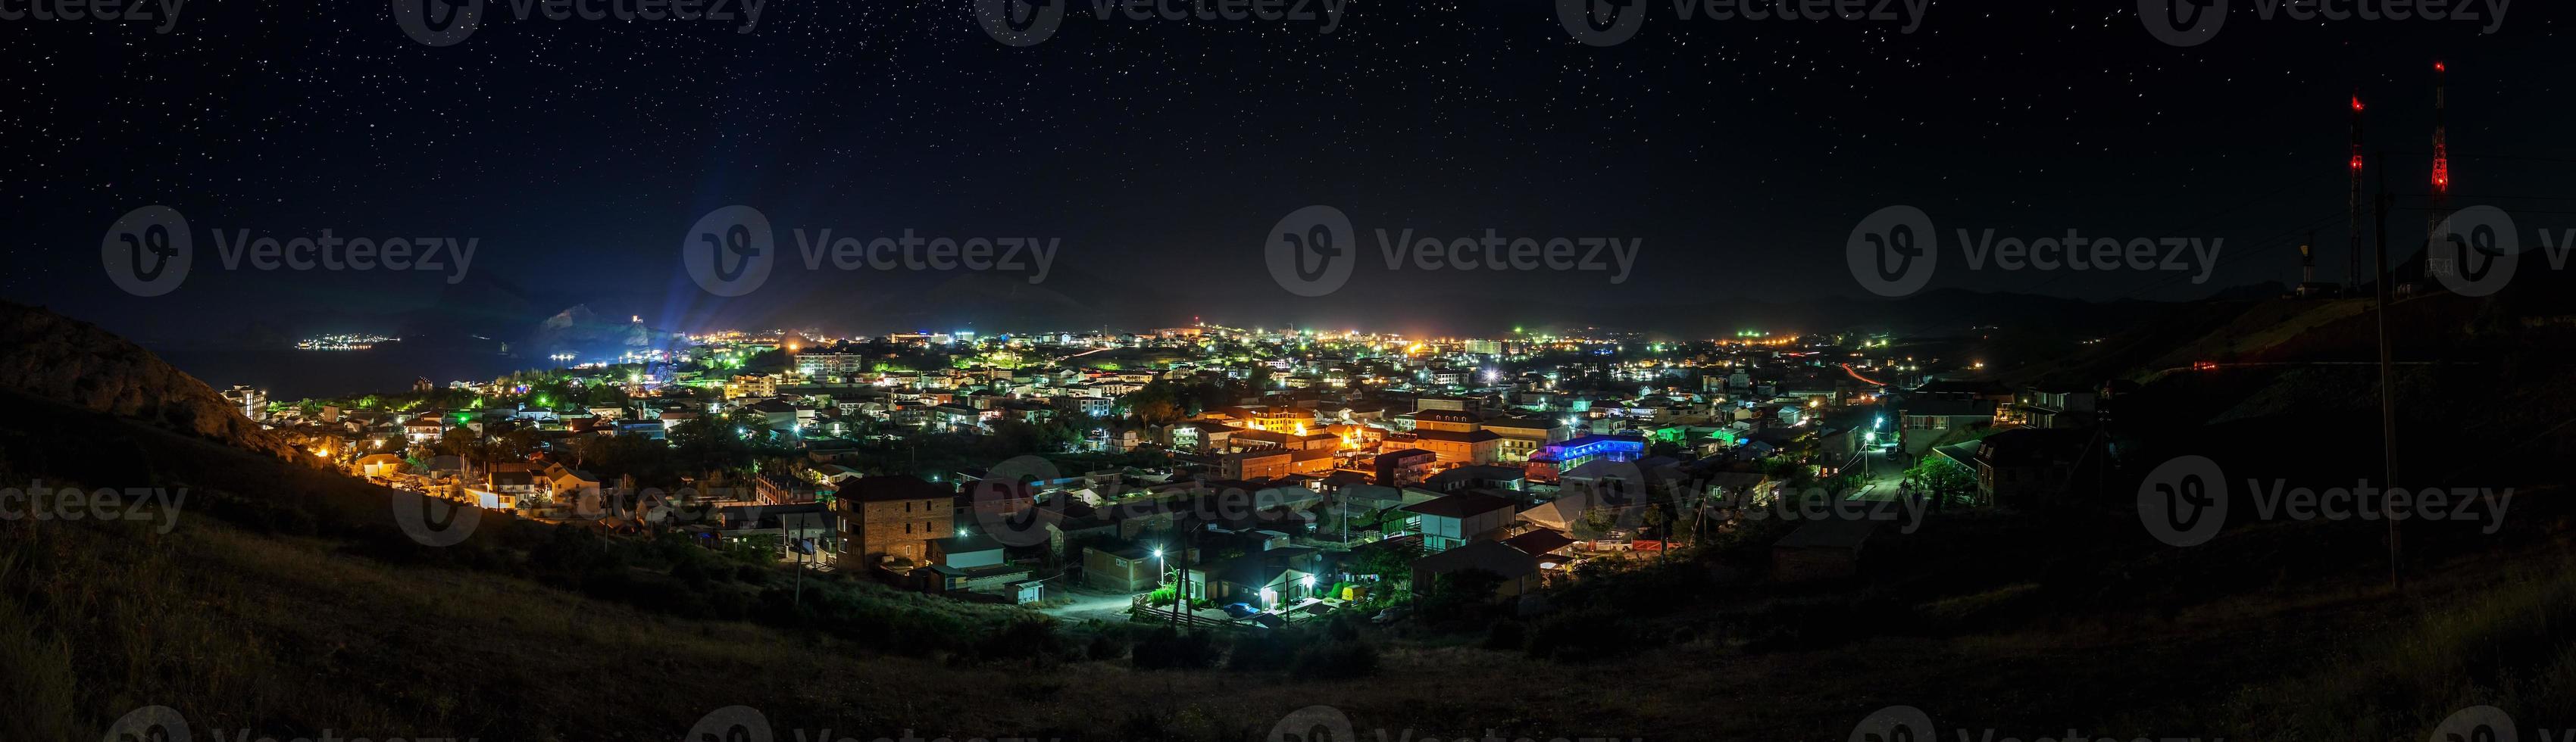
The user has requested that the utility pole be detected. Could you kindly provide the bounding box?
[2371,151,2404,591]
[1170,534,1189,628]
[792,538,808,608]
[2349,92,2366,292]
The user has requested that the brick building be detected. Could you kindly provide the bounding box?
[835,475,956,568]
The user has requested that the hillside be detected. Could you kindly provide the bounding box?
[0,303,2571,740]
[0,301,305,461]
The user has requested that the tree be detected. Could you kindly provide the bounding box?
[1640,502,1670,542]
[1581,507,1618,537]
[1120,382,1187,426]
[1352,539,1422,580]
[1906,456,1978,508]
[1417,569,1507,621]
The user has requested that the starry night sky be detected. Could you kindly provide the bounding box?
[2,1,2568,342]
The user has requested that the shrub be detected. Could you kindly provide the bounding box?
[1483,619,1527,650]
[1130,627,1218,670]
[1525,608,1642,662]
[975,617,1061,661]
[1289,640,1380,680]
[1085,633,1127,661]
[1325,613,1361,641]
[1226,630,1299,671]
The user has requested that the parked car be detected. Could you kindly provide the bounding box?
[1219,602,1259,619]
[1371,606,1409,625]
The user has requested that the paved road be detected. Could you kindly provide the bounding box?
[1038,588,1143,625]
[1846,448,1914,502]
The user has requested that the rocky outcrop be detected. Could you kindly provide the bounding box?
[0,301,303,461]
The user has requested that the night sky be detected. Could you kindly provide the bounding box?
[3,1,2568,342]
